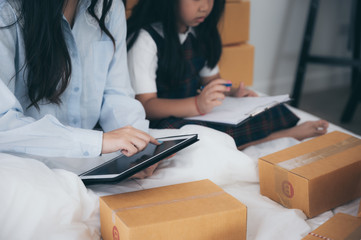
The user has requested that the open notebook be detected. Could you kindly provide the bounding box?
[186,94,291,126]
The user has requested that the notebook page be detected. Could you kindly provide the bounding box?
[185,94,290,125]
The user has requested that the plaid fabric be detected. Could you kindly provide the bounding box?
[151,104,300,147]
[144,26,300,147]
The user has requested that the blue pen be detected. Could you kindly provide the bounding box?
[199,83,232,90]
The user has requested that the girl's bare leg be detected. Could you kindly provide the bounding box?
[237,120,329,150]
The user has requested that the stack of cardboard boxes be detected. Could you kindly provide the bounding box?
[218,0,254,88]
[125,0,254,88]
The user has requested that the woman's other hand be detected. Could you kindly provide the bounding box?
[131,153,176,179]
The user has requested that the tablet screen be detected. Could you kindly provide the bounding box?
[80,134,197,182]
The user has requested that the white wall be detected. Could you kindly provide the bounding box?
[249,0,353,95]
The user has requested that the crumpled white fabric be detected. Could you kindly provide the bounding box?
[0,154,100,240]
[89,124,258,194]
[1,121,359,240]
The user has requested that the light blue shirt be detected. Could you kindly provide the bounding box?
[0,0,149,157]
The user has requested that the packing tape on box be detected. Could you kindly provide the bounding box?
[307,232,333,240]
[277,137,361,171]
[308,224,361,240]
[111,191,226,224]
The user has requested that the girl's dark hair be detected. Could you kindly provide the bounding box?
[4,0,115,109]
[127,0,225,88]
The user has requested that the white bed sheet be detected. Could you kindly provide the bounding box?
[0,106,360,240]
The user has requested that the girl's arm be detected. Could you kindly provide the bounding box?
[136,78,231,119]
[136,93,200,119]
[202,73,258,97]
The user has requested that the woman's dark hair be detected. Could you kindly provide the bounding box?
[127,0,225,88]
[3,0,115,109]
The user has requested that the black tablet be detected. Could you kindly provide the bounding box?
[80,134,198,185]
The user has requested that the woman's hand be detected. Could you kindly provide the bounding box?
[130,161,161,179]
[102,125,159,156]
[130,153,176,179]
[231,82,258,98]
[196,79,231,114]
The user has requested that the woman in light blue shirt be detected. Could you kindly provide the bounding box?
[0,0,159,172]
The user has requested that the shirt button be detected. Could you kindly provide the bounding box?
[74,87,79,92]
[83,151,89,156]
[72,119,78,125]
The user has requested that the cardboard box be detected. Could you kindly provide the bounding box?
[125,0,138,10]
[219,43,254,87]
[259,131,361,218]
[100,179,247,240]
[302,213,361,240]
[219,1,250,45]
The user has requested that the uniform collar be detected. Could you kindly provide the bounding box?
[179,27,196,44]
[151,23,196,44]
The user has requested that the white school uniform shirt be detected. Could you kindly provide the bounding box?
[128,23,220,95]
[0,0,149,157]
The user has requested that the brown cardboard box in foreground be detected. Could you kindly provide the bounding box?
[259,131,361,218]
[219,1,250,45]
[219,43,254,87]
[302,213,361,240]
[100,179,247,240]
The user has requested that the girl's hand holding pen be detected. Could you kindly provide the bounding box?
[232,82,258,98]
[196,79,231,115]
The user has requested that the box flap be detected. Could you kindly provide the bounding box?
[303,213,361,239]
[101,179,222,210]
[260,131,361,179]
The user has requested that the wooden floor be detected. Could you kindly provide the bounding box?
[298,86,361,136]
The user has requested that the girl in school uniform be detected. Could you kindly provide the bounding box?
[127,0,329,149]
[0,0,159,178]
